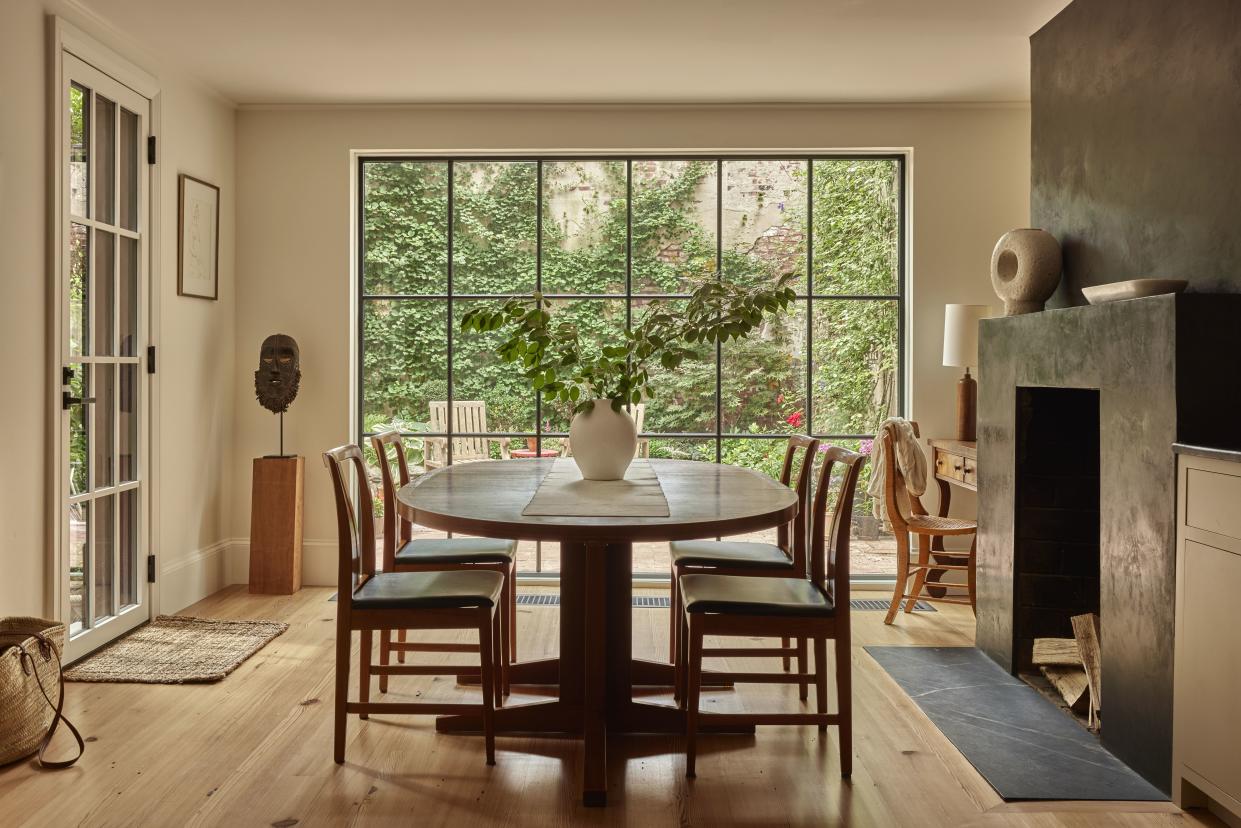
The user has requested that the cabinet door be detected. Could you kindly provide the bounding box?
[1179,539,1241,795]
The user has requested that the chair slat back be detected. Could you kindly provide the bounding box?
[878,419,922,532]
[810,445,867,608]
[778,435,821,572]
[429,401,491,464]
[322,444,377,606]
[369,430,412,571]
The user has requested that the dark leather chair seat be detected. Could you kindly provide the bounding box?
[353,570,505,611]
[669,540,794,570]
[679,573,835,617]
[395,538,516,565]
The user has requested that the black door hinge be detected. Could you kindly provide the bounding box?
[147,554,156,583]
[147,135,156,165]
[147,345,156,374]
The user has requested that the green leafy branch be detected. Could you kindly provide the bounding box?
[460,273,798,414]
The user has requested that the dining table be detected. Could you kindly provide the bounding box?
[396,457,798,806]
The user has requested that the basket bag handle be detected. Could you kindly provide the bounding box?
[17,631,84,769]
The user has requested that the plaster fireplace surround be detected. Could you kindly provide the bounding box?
[976,293,1241,793]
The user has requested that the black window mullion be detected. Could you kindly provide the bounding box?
[535,160,543,456]
[446,161,454,467]
[714,158,723,464]
[805,158,814,441]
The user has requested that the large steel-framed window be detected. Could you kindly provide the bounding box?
[356,153,906,579]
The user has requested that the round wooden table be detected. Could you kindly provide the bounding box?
[396,458,797,806]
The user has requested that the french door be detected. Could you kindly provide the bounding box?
[60,53,152,660]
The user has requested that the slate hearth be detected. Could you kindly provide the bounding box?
[976,293,1241,793]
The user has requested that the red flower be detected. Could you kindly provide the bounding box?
[786,411,804,428]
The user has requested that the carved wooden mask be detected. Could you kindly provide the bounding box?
[254,333,301,414]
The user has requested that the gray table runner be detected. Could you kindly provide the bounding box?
[522,459,671,517]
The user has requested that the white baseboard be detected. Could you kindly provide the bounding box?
[225,538,339,587]
[159,540,230,614]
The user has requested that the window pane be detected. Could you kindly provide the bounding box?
[94,494,114,623]
[70,366,89,496]
[721,438,788,481]
[119,236,138,355]
[94,364,115,488]
[70,84,88,218]
[453,161,536,294]
[647,437,714,463]
[722,160,807,292]
[632,299,715,434]
[631,160,717,293]
[119,108,139,231]
[811,299,898,436]
[95,96,116,224]
[69,501,88,631]
[540,298,626,432]
[812,159,899,295]
[362,161,448,295]
[119,364,138,483]
[362,299,446,429]
[452,300,535,435]
[720,300,806,434]
[119,488,138,608]
[541,161,626,294]
[94,229,115,356]
[70,223,89,356]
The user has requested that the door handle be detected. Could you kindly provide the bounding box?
[62,390,96,410]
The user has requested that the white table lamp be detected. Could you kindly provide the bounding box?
[943,304,995,442]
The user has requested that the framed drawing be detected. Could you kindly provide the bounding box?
[178,174,220,300]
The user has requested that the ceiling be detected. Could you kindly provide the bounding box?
[79,0,1071,106]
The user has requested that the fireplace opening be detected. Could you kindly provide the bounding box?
[1013,387,1101,683]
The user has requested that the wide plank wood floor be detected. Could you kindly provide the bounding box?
[0,585,1218,827]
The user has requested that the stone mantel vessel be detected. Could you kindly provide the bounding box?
[975,293,1241,793]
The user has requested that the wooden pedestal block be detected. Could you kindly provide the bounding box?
[249,456,304,594]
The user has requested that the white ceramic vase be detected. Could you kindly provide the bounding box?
[569,399,637,481]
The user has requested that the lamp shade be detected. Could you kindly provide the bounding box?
[943,304,994,369]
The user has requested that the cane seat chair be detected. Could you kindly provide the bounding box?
[878,420,977,624]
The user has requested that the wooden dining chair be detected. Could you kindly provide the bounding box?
[878,420,977,625]
[372,430,518,674]
[668,435,820,698]
[676,445,866,779]
[324,444,505,765]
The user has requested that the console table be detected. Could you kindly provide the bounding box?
[926,438,976,595]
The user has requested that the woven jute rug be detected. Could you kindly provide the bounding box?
[64,615,288,684]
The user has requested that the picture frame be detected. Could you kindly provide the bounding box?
[177,173,220,300]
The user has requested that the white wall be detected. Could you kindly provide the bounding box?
[0,0,237,618]
[234,104,1028,583]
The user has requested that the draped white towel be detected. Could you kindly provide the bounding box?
[867,417,927,520]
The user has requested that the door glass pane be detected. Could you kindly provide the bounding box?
[811,158,899,295]
[70,366,89,496]
[632,298,716,434]
[69,501,88,630]
[632,160,718,294]
[70,223,89,356]
[69,84,89,217]
[453,161,537,295]
[94,230,115,356]
[119,488,137,608]
[539,299,627,432]
[722,160,808,292]
[119,108,140,231]
[541,161,627,294]
[119,236,138,355]
[94,364,115,488]
[94,96,116,224]
[119,364,138,483]
[362,161,448,295]
[93,494,114,623]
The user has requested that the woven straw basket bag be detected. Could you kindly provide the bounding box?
[0,617,83,768]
